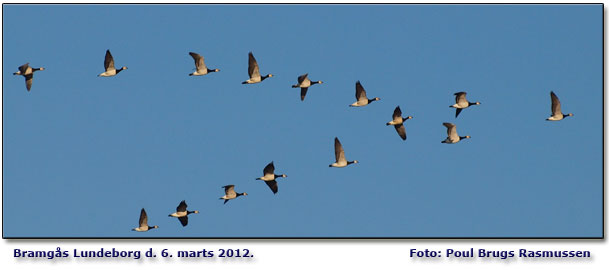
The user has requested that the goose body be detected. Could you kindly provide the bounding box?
[13,63,44,91]
[242,52,273,84]
[256,161,287,194]
[546,91,573,121]
[386,106,413,141]
[168,200,199,227]
[220,185,248,204]
[441,122,470,144]
[132,208,158,232]
[329,137,358,167]
[450,92,480,118]
[98,50,127,77]
[189,52,219,76]
[350,81,380,107]
[292,73,323,101]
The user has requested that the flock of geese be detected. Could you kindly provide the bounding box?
[12,49,574,233]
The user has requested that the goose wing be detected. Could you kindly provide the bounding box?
[300,88,309,101]
[455,108,463,118]
[443,122,458,140]
[223,185,236,197]
[334,137,346,163]
[355,81,367,101]
[550,91,562,115]
[395,124,407,140]
[176,200,187,212]
[248,52,260,78]
[263,162,275,178]
[178,216,189,227]
[189,52,207,71]
[139,208,148,227]
[392,106,402,121]
[297,73,309,84]
[264,180,278,194]
[24,74,33,91]
[454,92,467,104]
[18,63,30,74]
[104,50,115,71]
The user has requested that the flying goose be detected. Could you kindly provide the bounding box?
[350,81,380,107]
[441,122,470,144]
[132,208,158,232]
[188,52,219,76]
[329,137,358,167]
[546,91,573,121]
[13,63,44,91]
[220,185,247,204]
[168,200,199,227]
[292,73,323,101]
[450,92,480,118]
[242,52,273,84]
[255,161,287,194]
[386,106,413,141]
[98,50,127,77]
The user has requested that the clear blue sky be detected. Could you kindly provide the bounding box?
[2,4,602,238]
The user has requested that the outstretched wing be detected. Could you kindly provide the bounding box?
[176,200,187,212]
[263,161,275,177]
[355,81,367,101]
[297,73,308,84]
[395,124,406,140]
[18,63,29,74]
[454,92,467,104]
[300,88,309,101]
[104,50,115,70]
[455,108,463,118]
[265,180,278,194]
[443,122,456,136]
[139,208,148,227]
[248,52,260,78]
[178,216,189,227]
[24,74,33,91]
[392,106,402,121]
[224,185,236,197]
[189,52,207,71]
[550,91,562,115]
[334,137,345,162]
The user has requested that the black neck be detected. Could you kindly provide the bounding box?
[368,98,378,103]
[311,81,320,85]
[207,68,217,73]
[261,74,271,81]
[116,68,125,74]
[237,193,245,197]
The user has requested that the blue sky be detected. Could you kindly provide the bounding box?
[2,4,602,238]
